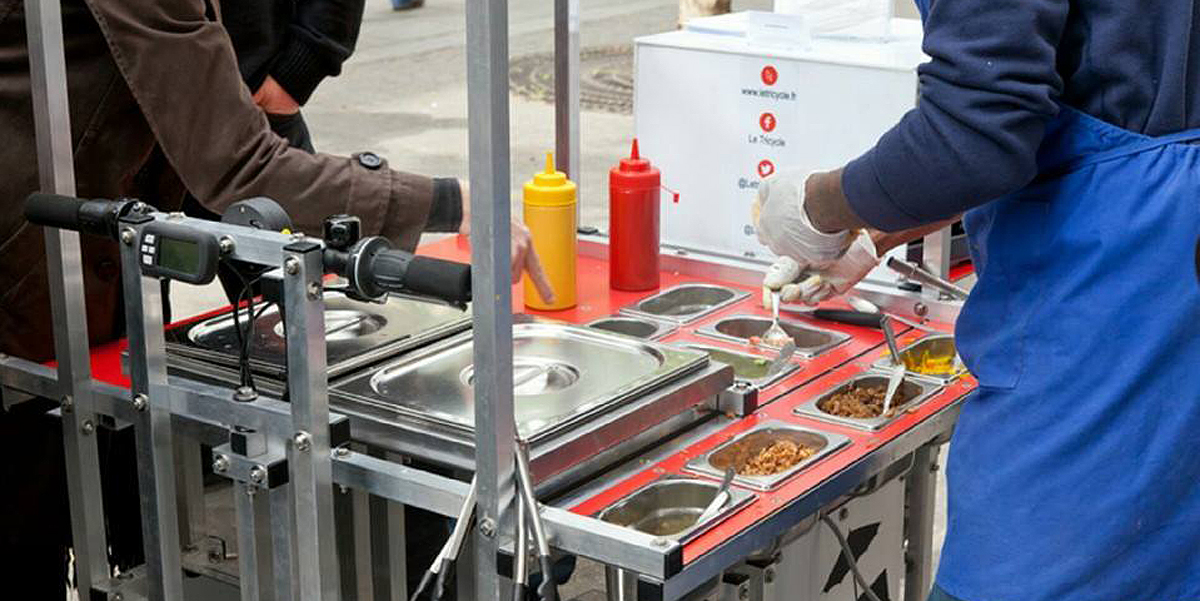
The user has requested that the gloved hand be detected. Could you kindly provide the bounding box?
[779,231,879,305]
[752,170,853,269]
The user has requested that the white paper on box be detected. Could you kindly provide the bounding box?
[635,18,925,263]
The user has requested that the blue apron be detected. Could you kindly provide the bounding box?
[912,3,1200,600]
[940,104,1200,601]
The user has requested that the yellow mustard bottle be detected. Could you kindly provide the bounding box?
[523,152,577,311]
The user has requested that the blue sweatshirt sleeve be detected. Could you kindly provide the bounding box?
[841,0,1071,231]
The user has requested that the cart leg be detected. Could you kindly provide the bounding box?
[271,485,300,601]
[335,484,370,600]
[369,495,407,601]
[605,567,638,601]
[236,483,275,601]
[904,444,939,601]
[176,435,207,551]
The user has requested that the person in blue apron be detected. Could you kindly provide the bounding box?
[752,1,1200,600]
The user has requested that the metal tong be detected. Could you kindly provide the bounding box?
[410,476,478,601]
[514,438,559,601]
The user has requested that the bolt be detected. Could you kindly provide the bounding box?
[764,568,775,584]
[838,507,849,521]
[113,593,124,601]
[132,394,148,412]
[218,236,235,255]
[734,381,751,390]
[914,302,929,317]
[284,257,300,275]
[249,465,266,484]
[651,537,669,548]
[290,232,306,242]
[339,485,350,495]
[479,518,496,538]
[293,431,312,452]
[333,446,351,458]
[931,462,941,473]
[212,455,229,473]
[739,584,749,600]
[120,228,136,245]
[80,420,95,435]
[167,211,185,220]
[306,281,321,300]
[130,202,148,214]
[60,395,73,413]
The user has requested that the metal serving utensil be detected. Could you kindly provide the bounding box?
[695,467,735,525]
[879,315,906,416]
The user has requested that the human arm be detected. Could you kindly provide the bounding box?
[82,0,433,249]
[770,0,1071,236]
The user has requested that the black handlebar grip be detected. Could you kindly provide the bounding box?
[24,193,127,239]
[24,193,84,232]
[365,248,472,304]
[405,255,472,304]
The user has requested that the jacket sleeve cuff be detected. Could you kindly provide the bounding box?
[269,36,330,105]
[841,148,926,232]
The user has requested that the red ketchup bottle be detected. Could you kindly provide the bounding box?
[609,139,664,291]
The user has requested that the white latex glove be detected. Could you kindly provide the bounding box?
[763,256,802,290]
[752,169,853,269]
[780,231,879,305]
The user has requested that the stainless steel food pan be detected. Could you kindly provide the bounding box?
[620,284,749,324]
[597,476,754,544]
[695,315,849,357]
[586,316,677,340]
[684,421,849,491]
[792,373,941,431]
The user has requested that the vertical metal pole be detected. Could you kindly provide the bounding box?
[271,484,300,601]
[368,495,406,601]
[554,0,581,192]
[904,444,938,601]
[24,0,112,594]
[282,247,341,600]
[175,435,207,551]
[120,251,185,600]
[236,484,276,601]
[921,227,952,280]
[466,1,516,600]
[369,449,408,601]
[334,485,369,600]
[349,487,374,601]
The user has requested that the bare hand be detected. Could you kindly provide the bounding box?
[252,76,300,115]
[457,181,556,304]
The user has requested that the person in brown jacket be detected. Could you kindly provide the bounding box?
[0,0,550,595]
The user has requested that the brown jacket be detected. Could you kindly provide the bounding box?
[0,0,446,363]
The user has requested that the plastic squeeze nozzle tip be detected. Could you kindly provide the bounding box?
[544,151,555,174]
[630,139,640,160]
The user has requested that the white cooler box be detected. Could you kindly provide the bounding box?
[634,15,927,262]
